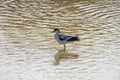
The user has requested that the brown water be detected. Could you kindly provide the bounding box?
[0,0,120,80]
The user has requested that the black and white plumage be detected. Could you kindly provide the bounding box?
[53,28,79,51]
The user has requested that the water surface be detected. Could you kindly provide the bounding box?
[0,0,120,80]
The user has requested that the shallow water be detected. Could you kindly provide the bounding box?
[0,0,120,80]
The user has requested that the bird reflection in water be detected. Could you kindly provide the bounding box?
[54,50,79,65]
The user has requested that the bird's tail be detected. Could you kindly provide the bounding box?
[74,36,79,41]
[67,36,79,41]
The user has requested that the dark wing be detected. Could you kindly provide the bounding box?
[59,34,73,41]
[59,34,79,41]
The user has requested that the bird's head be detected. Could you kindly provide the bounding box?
[53,28,60,33]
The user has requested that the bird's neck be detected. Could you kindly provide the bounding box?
[55,31,60,40]
[55,31,59,35]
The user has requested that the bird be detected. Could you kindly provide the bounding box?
[53,28,79,51]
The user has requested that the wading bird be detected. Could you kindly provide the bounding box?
[53,28,79,51]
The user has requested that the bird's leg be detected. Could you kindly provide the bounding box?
[64,44,66,51]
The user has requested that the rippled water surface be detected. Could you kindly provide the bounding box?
[0,0,120,80]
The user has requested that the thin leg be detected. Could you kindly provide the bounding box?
[64,44,66,51]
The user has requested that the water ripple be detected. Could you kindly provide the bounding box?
[0,0,120,80]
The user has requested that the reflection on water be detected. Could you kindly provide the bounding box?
[0,0,120,80]
[54,50,79,65]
